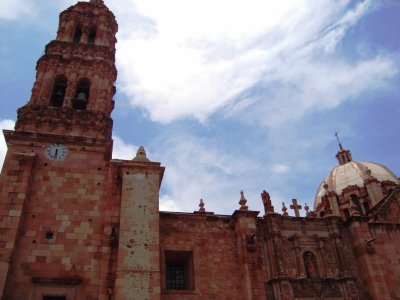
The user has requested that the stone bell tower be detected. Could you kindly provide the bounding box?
[0,1,125,299]
[15,0,117,140]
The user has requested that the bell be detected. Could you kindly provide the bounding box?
[75,92,87,102]
[50,89,65,107]
[73,92,88,110]
[55,89,64,97]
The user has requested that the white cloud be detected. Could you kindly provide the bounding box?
[0,119,15,169]
[151,132,262,213]
[271,164,290,174]
[0,0,35,21]
[159,194,180,211]
[236,55,397,128]
[112,135,138,160]
[110,0,395,124]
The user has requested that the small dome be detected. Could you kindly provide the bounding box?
[314,161,399,209]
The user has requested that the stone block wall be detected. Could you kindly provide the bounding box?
[160,213,244,300]
[1,133,118,300]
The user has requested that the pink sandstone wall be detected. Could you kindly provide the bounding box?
[160,213,245,300]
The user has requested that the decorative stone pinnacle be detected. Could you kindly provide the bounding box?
[365,167,372,176]
[199,198,205,212]
[290,198,302,217]
[132,146,150,162]
[239,190,248,211]
[282,202,288,216]
[261,189,274,215]
[304,203,309,214]
[323,181,328,190]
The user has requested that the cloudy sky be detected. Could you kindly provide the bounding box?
[0,0,399,215]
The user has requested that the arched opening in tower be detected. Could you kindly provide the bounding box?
[73,78,90,110]
[49,75,67,107]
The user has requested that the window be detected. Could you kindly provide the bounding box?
[50,76,67,107]
[45,231,54,240]
[363,201,370,214]
[43,297,66,300]
[88,27,96,44]
[303,251,319,278]
[73,78,90,110]
[350,194,363,215]
[165,251,193,290]
[73,26,82,43]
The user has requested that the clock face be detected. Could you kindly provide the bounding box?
[45,143,68,161]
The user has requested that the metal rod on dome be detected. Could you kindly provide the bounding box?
[334,130,343,150]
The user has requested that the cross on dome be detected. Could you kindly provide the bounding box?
[334,132,353,165]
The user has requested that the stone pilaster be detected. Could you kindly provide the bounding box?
[114,159,164,300]
[232,210,265,300]
[0,151,36,299]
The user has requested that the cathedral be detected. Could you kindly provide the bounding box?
[1,1,400,299]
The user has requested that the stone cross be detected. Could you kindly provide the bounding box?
[290,198,302,217]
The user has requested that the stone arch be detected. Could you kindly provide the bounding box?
[73,78,90,110]
[49,75,67,107]
[88,25,97,44]
[73,24,83,43]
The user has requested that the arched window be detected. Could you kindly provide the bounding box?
[73,25,82,43]
[303,251,319,278]
[350,194,363,215]
[73,78,90,110]
[50,75,67,107]
[88,26,97,44]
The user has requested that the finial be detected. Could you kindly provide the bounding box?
[261,190,275,215]
[304,203,309,214]
[239,190,248,211]
[323,181,328,190]
[132,146,150,162]
[334,130,343,150]
[365,166,372,176]
[199,198,205,212]
[334,132,353,165]
[282,202,288,216]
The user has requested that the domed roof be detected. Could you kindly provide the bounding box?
[314,161,399,209]
[314,135,400,210]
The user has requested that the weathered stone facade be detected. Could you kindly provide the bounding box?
[0,1,399,299]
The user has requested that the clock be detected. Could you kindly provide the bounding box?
[45,143,68,161]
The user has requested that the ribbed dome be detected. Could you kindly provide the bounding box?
[314,161,399,210]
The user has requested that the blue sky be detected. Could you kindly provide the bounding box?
[0,0,399,215]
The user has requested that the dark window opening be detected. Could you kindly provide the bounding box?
[73,26,82,43]
[88,27,97,44]
[73,78,90,110]
[167,263,185,290]
[43,296,66,300]
[350,194,363,215]
[50,76,67,107]
[343,208,351,220]
[165,250,193,290]
[363,201,370,214]
[303,251,319,279]
[45,231,54,240]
